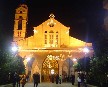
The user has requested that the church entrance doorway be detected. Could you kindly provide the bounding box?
[41,55,59,82]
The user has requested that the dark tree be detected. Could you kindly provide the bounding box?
[90,31,108,87]
[0,50,25,85]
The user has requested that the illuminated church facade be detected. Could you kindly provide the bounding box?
[12,4,93,82]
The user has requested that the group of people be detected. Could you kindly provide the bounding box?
[10,71,86,87]
[10,71,40,87]
[11,72,29,87]
[63,72,87,87]
[53,74,75,85]
[77,72,87,87]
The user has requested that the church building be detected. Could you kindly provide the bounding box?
[12,4,93,82]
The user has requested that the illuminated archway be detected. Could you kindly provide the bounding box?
[41,55,59,82]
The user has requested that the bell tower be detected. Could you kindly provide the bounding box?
[13,4,28,42]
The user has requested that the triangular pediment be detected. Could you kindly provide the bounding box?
[34,14,70,29]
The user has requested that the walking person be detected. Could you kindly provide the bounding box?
[51,74,54,83]
[12,72,17,87]
[26,74,29,82]
[33,72,40,87]
[16,73,21,87]
[71,74,75,85]
[55,74,59,84]
[41,75,44,82]
[81,72,85,86]
[21,74,26,87]
[81,72,87,87]
[59,75,62,84]
[77,75,81,87]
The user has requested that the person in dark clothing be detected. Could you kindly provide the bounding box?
[81,72,87,87]
[81,73,85,83]
[26,74,29,82]
[71,74,75,85]
[16,73,21,87]
[38,74,40,83]
[33,72,40,87]
[41,75,44,82]
[21,74,26,87]
[12,72,17,87]
[51,75,54,83]
[55,74,59,84]
[8,72,11,83]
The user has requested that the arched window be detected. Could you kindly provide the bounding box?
[18,16,23,30]
[56,31,59,45]
[44,31,48,44]
[49,30,54,45]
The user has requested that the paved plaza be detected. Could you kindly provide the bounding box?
[0,82,77,87]
[25,82,77,87]
[0,82,97,87]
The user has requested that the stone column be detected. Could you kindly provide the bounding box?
[30,69,33,82]
[38,61,42,83]
[25,65,28,75]
[39,68,41,83]
[59,60,63,82]
[75,72,78,83]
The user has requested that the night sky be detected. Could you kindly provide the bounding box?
[0,0,104,49]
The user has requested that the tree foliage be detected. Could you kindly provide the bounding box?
[0,50,25,85]
[90,55,108,86]
[89,32,108,86]
[76,31,108,86]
